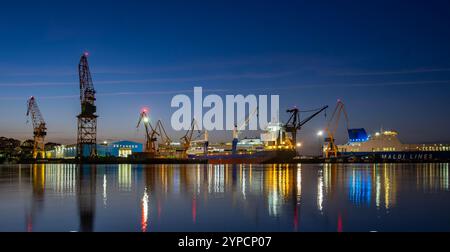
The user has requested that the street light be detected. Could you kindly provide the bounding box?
[296,142,303,157]
[316,130,324,157]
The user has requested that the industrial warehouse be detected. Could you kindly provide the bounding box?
[45,141,143,159]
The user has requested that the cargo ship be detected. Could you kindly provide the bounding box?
[189,149,296,164]
[188,122,297,164]
[335,129,450,161]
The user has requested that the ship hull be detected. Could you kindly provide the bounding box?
[341,151,450,161]
[189,150,297,164]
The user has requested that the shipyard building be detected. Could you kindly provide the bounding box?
[46,140,143,159]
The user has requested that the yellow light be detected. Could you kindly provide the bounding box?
[296,142,302,147]
[143,117,149,123]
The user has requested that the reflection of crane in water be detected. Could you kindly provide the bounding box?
[141,187,149,232]
[26,164,46,232]
[77,165,96,232]
[293,165,302,231]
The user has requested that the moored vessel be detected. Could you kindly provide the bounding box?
[336,129,450,161]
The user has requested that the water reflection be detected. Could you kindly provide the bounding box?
[0,163,449,231]
[77,166,96,232]
[141,187,149,232]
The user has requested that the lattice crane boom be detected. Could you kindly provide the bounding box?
[137,109,159,154]
[233,106,259,140]
[154,120,172,146]
[78,53,96,115]
[180,118,207,157]
[324,100,349,158]
[77,52,98,159]
[26,96,47,159]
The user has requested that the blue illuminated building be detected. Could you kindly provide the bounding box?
[46,140,143,158]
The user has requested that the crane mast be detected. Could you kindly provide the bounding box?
[137,110,158,155]
[26,97,47,159]
[180,119,206,158]
[232,107,258,154]
[284,105,328,148]
[324,100,349,158]
[154,120,172,146]
[77,53,98,160]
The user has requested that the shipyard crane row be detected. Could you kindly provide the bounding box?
[77,52,98,159]
[26,96,47,159]
[137,108,175,157]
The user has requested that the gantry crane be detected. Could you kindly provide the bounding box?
[77,52,98,160]
[26,96,47,159]
[284,105,328,148]
[137,109,158,155]
[232,107,259,154]
[324,100,349,158]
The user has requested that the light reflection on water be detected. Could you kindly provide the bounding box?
[0,163,449,232]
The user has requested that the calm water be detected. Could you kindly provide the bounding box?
[0,163,449,232]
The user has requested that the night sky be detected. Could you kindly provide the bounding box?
[1,0,450,152]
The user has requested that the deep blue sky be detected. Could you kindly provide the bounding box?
[1,0,450,150]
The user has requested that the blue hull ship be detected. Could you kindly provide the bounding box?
[340,151,450,161]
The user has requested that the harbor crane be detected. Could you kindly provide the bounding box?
[284,105,328,148]
[154,120,173,147]
[180,119,207,158]
[26,97,47,159]
[232,107,259,154]
[324,100,349,158]
[77,52,98,159]
[137,109,158,155]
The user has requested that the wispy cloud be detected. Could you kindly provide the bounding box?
[1,80,448,101]
[0,81,74,87]
[332,68,450,76]
[0,71,296,87]
[0,53,304,78]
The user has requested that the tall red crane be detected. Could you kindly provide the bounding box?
[77,52,98,159]
[26,96,47,159]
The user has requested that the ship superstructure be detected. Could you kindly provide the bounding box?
[336,129,450,161]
